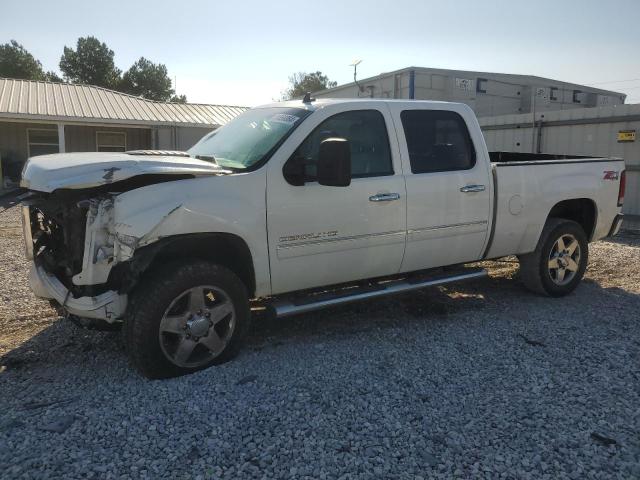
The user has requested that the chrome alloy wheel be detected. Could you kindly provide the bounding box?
[547,233,581,286]
[158,286,236,368]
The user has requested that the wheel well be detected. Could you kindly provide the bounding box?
[547,198,596,239]
[115,233,256,297]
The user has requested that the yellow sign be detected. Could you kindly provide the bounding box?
[617,130,636,142]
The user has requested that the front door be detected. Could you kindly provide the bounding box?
[266,104,407,295]
[389,104,492,272]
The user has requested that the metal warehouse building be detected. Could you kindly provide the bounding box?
[480,104,640,215]
[314,66,625,117]
[0,78,247,187]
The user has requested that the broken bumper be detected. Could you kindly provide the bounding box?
[29,263,126,321]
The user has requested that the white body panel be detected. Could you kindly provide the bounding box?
[486,159,624,258]
[387,102,493,271]
[265,101,406,294]
[21,98,625,322]
[112,173,272,297]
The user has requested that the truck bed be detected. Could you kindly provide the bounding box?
[485,154,624,260]
[489,151,595,163]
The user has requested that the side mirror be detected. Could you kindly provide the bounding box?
[317,138,351,187]
[282,156,306,186]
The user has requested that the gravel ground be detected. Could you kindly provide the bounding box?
[1,199,639,479]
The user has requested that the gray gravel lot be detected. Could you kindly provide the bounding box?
[1,200,639,479]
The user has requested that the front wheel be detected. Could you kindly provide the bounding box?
[124,261,250,379]
[518,219,588,297]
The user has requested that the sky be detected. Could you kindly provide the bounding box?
[2,0,639,106]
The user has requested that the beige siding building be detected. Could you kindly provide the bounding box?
[0,78,247,187]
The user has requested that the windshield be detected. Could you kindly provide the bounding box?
[188,107,310,170]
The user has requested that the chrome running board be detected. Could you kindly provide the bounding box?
[271,268,487,318]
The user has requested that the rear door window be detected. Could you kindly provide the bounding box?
[400,110,476,174]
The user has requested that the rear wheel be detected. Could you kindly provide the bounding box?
[124,261,250,379]
[518,219,588,297]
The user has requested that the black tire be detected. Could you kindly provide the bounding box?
[518,219,588,297]
[124,260,250,379]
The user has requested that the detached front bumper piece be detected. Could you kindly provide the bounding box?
[29,263,126,321]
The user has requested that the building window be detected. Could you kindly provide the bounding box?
[476,78,487,94]
[550,87,558,101]
[572,90,582,104]
[96,131,127,152]
[27,129,59,157]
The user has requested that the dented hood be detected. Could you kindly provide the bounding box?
[21,151,228,192]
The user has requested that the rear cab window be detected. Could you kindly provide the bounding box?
[400,110,476,174]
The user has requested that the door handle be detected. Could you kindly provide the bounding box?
[369,192,400,202]
[460,184,486,193]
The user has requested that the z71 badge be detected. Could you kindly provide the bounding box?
[279,231,338,243]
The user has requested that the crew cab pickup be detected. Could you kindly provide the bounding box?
[20,98,626,378]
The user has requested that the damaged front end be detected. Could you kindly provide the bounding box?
[23,190,127,321]
[22,177,193,322]
[20,151,232,322]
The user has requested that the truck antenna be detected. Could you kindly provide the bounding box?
[350,59,363,92]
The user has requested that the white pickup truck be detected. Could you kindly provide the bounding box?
[20,98,626,378]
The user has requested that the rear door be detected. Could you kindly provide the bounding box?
[388,103,492,272]
[266,103,407,294]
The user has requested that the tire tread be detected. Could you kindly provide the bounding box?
[519,218,588,297]
[124,260,249,379]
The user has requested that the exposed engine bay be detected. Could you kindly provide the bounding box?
[25,192,110,297]
[27,195,89,290]
[22,174,196,300]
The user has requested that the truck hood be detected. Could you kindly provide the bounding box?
[21,151,229,192]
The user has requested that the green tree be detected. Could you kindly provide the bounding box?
[59,36,121,88]
[0,40,46,80]
[281,71,337,100]
[170,94,187,103]
[120,57,176,101]
[44,71,63,82]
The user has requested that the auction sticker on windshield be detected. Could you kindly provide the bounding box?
[270,113,300,125]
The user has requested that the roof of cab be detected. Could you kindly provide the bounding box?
[257,97,465,112]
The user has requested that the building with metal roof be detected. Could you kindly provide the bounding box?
[314,66,626,118]
[0,78,248,186]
